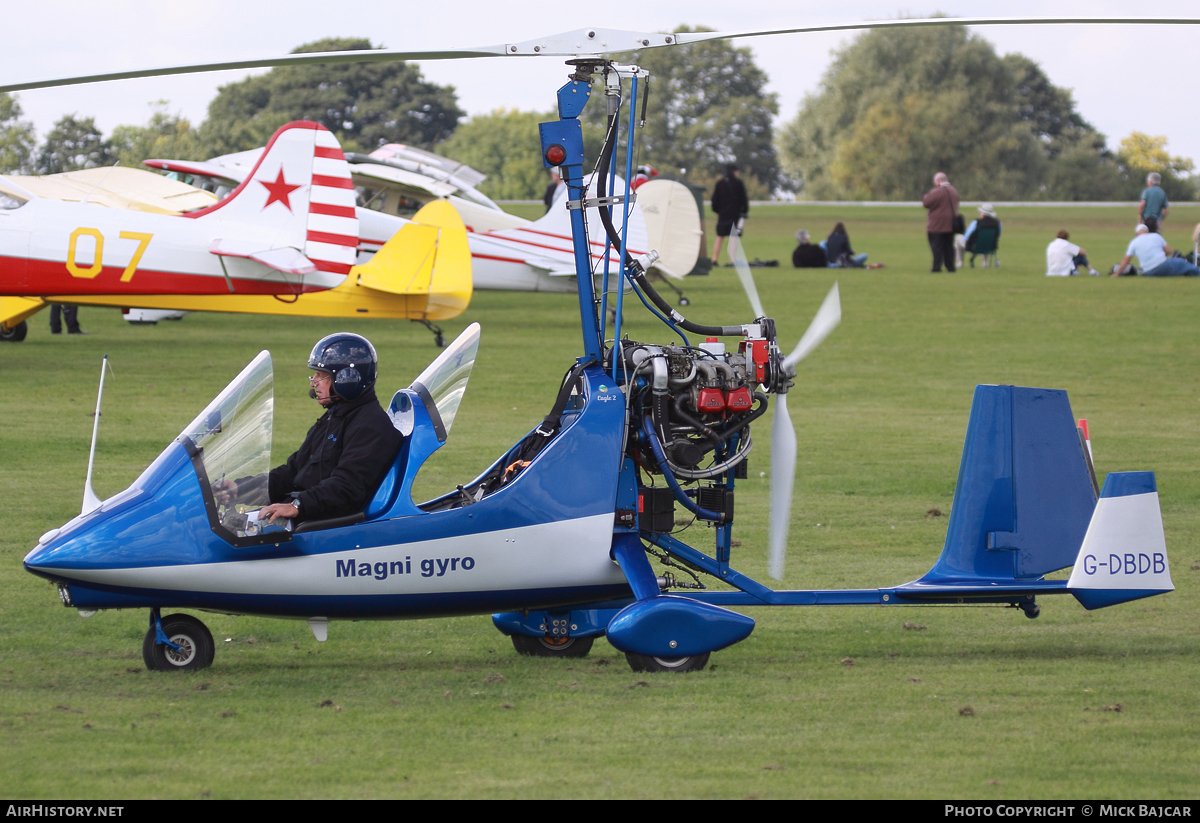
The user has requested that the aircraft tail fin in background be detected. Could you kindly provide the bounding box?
[351,200,472,320]
[187,121,358,278]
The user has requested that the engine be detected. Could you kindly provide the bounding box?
[608,332,787,527]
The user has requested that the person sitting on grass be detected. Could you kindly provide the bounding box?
[825,222,868,268]
[1112,224,1200,277]
[1046,230,1099,277]
[792,229,827,268]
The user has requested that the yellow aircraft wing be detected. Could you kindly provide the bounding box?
[6,167,218,214]
[52,200,472,321]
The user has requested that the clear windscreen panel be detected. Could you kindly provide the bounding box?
[411,322,480,437]
[180,350,274,508]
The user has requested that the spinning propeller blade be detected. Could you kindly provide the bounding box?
[784,283,842,370]
[768,282,841,580]
[729,221,764,319]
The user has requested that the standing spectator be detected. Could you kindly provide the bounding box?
[710,164,749,265]
[792,230,827,268]
[1046,230,1098,277]
[1139,173,1169,231]
[49,304,85,335]
[922,172,959,272]
[1112,223,1200,277]
[542,168,563,213]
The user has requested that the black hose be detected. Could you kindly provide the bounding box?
[594,110,746,338]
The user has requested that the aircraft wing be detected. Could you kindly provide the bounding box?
[209,239,317,276]
[6,168,217,214]
[348,163,458,199]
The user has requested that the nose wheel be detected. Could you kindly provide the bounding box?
[625,651,710,673]
[143,612,215,671]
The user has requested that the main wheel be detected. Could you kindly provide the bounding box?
[0,321,28,342]
[625,651,710,673]
[510,633,594,658]
[142,614,215,671]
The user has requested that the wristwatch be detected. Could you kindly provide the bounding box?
[288,495,302,513]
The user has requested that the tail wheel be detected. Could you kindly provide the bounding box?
[143,614,215,672]
[0,321,28,342]
[625,651,710,673]
[510,633,594,658]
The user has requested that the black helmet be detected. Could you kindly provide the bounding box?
[307,333,378,401]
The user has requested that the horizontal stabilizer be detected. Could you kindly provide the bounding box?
[1067,472,1173,609]
[209,239,316,275]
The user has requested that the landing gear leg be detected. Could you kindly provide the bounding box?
[413,319,446,347]
[649,271,689,306]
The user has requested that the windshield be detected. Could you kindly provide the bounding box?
[180,351,273,505]
[411,322,479,438]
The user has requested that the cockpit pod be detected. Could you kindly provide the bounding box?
[23,352,289,605]
[24,326,489,614]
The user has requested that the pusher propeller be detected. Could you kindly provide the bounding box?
[728,220,765,320]
[768,283,841,580]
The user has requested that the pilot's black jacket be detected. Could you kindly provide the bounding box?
[266,388,403,522]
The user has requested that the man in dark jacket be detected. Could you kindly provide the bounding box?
[710,164,749,265]
[254,333,403,525]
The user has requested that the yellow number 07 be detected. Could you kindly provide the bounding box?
[66,229,153,282]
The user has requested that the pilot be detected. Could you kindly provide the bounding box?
[219,333,403,526]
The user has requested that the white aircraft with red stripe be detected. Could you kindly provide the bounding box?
[0,121,356,298]
[147,151,700,294]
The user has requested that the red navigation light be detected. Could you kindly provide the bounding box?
[545,144,567,166]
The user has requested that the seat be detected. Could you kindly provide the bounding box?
[969,226,1000,268]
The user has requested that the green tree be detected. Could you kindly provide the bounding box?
[584,26,780,196]
[35,114,111,175]
[0,93,36,174]
[199,37,463,157]
[1116,133,1196,201]
[779,22,1119,200]
[437,108,553,201]
[109,102,205,169]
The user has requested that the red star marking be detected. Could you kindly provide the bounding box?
[259,168,302,212]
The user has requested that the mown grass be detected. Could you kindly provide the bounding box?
[1,204,1197,798]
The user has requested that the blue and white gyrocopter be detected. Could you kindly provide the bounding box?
[19,18,1185,673]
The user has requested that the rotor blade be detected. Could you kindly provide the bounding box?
[671,16,1200,48]
[784,282,841,371]
[0,46,509,95]
[6,18,1199,94]
[768,393,797,581]
[729,223,765,319]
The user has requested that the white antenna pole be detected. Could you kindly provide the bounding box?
[82,355,110,514]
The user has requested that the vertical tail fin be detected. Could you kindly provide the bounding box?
[921,385,1098,584]
[187,121,358,278]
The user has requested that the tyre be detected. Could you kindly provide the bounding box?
[625,651,710,673]
[510,633,594,658]
[0,321,28,342]
[142,613,215,671]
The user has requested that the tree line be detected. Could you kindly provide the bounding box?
[1,27,1193,202]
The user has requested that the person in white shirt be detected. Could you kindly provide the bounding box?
[1112,224,1200,277]
[1046,230,1097,277]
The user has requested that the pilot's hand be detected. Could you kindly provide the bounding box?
[212,479,238,507]
[260,502,299,526]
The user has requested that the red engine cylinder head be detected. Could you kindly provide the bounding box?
[696,387,726,412]
[725,386,754,412]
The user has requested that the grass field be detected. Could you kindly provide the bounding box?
[2,204,1198,799]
